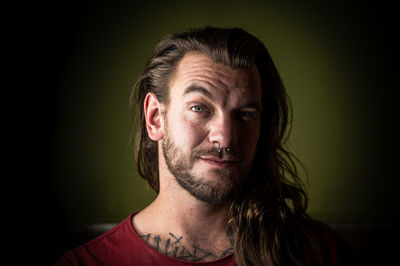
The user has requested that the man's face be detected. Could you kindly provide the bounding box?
[161,52,262,203]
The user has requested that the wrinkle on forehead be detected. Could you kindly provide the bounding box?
[169,52,261,102]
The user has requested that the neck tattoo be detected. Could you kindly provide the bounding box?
[139,231,234,262]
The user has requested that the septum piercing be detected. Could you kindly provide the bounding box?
[217,143,231,154]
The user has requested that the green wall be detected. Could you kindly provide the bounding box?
[51,1,397,225]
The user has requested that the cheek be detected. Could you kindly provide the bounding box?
[238,124,260,158]
[250,131,260,156]
[167,112,207,147]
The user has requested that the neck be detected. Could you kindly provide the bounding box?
[136,174,232,239]
[132,170,234,261]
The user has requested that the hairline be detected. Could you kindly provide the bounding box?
[163,51,258,113]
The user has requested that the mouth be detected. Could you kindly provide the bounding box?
[199,156,240,168]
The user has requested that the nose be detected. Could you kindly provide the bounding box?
[208,114,237,149]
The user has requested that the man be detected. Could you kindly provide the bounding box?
[56,27,351,265]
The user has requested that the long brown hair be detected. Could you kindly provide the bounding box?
[129,27,322,265]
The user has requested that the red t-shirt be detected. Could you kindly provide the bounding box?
[55,213,235,266]
[55,213,351,265]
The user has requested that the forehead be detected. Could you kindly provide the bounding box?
[168,52,262,101]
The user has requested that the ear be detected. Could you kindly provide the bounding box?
[144,92,164,141]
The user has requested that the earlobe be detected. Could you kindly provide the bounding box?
[144,92,164,141]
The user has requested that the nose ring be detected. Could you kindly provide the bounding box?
[217,143,222,153]
[217,143,232,154]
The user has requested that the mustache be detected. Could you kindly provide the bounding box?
[191,146,240,160]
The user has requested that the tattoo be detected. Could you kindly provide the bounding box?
[139,232,234,262]
[169,233,183,244]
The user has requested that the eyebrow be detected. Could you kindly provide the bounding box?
[183,85,212,98]
[237,101,263,113]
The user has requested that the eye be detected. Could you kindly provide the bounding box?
[187,102,211,117]
[190,105,205,113]
[238,110,259,121]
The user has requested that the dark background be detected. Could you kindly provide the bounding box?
[10,1,398,265]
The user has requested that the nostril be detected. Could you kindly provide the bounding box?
[217,143,222,153]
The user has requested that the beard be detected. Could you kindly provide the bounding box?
[161,132,243,204]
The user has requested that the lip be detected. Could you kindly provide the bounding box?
[199,156,239,168]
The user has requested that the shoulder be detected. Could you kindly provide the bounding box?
[54,213,140,265]
[55,212,236,266]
